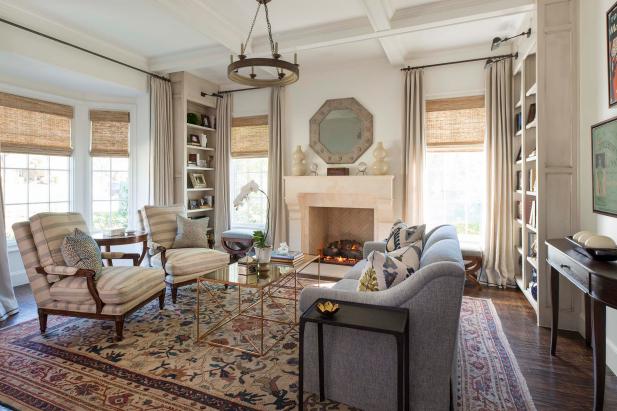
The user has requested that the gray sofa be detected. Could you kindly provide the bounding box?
[299,225,465,411]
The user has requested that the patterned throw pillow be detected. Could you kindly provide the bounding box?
[61,228,103,280]
[357,250,414,292]
[385,219,425,252]
[388,240,423,275]
[173,215,210,248]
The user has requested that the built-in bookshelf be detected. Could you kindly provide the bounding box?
[511,1,580,331]
[170,72,219,242]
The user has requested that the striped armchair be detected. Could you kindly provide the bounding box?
[12,212,166,340]
[141,205,229,303]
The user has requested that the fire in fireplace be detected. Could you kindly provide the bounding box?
[320,239,363,266]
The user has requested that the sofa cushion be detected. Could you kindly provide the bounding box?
[332,278,360,291]
[343,260,367,280]
[29,212,88,279]
[61,228,103,279]
[143,205,185,250]
[388,239,422,274]
[151,248,229,277]
[385,219,425,252]
[173,215,209,248]
[358,251,413,292]
[420,238,464,268]
[49,266,164,305]
[423,225,459,251]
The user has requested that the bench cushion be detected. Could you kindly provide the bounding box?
[222,229,254,240]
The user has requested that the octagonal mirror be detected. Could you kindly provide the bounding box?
[310,98,373,164]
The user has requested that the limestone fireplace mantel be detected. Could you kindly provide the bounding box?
[283,176,395,253]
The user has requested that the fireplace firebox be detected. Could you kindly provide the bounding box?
[321,239,363,266]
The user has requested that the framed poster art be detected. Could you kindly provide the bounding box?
[592,116,617,217]
[607,2,617,106]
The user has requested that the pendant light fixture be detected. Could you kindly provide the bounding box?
[228,0,299,87]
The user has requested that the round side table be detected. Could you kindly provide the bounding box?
[92,231,148,267]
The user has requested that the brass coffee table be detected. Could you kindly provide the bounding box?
[195,254,321,356]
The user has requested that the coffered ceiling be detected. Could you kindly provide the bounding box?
[0,0,533,87]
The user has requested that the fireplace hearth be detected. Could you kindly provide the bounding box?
[320,239,363,266]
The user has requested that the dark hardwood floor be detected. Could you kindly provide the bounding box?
[1,283,616,410]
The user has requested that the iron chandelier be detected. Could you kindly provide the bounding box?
[228,0,299,87]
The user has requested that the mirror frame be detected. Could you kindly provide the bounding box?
[309,97,373,164]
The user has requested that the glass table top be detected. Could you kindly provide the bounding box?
[198,262,296,289]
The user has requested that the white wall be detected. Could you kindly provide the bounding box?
[579,0,617,374]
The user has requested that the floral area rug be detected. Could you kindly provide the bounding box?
[0,281,535,411]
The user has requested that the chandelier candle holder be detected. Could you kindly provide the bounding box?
[228,0,299,87]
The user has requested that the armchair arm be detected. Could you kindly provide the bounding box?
[146,242,167,268]
[101,252,141,266]
[36,266,103,314]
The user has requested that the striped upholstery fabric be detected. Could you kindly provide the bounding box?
[151,248,229,278]
[43,265,79,276]
[49,266,164,305]
[29,212,88,267]
[12,221,54,307]
[142,205,185,250]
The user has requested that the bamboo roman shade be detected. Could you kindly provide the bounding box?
[89,110,130,157]
[0,91,73,155]
[231,115,269,158]
[426,95,485,151]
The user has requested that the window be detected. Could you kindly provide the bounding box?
[90,110,130,232]
[1,153,71,240]
[423,96,485,245]
[230,115,269,229]
[92,157,129,232]
[0,91,74,240]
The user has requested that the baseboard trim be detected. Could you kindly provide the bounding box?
[10,270,28,287]
[607,337,617,375]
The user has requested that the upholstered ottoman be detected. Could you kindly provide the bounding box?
[221,229,254,261]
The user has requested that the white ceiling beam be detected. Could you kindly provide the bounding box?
[360,0,406,65]
[154,0,247,54]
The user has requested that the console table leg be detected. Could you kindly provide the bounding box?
[550,267,559,356]
[592,300,606,411]
[317,323,324,402]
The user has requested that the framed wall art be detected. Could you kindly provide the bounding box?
[592,116,617,217]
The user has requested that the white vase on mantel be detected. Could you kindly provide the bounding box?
[370,142,389,175]
[292,145,307,176]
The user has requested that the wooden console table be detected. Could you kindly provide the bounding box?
[546,239,617,411]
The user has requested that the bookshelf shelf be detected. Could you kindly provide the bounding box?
[187,123,216,132]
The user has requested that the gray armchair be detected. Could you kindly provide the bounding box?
[299,225,465,411]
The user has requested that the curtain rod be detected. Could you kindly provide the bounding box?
[202,87,264,99]
[0,17,171,82]
[401,52,518,71]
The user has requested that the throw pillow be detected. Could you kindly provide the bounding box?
[385,219,425,252]
[357,250,414,292]
[61,228,103,280]
[388,240,422,275]
[173,215,210,248]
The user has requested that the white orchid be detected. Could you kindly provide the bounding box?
[233,180,260,209]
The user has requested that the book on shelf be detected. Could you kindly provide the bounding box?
[515,112,523,132]
[528,168,536,193]
[516,170,523,191]
[515,200,522,220]
[515,146,522,162]
[528,200,536,227]
[526,103,536,124]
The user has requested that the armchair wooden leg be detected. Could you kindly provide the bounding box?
[114,316,124,341]
[171,286,178,304]
[38,309,48,334]
[158,290,165,309]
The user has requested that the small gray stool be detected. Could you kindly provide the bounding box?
[221,229,254,261]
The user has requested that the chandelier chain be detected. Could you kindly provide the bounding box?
[243,2,261,53]
[263,3,276,56]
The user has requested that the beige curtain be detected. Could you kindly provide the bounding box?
[214,93,232,247]
[0,144,18,321]
[482,58,516,287]
[150,77,174,205]
[403,69,425,224]
[267,87,287,247]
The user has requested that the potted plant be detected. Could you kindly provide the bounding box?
[233,180,272,263]
[252,230,272,263]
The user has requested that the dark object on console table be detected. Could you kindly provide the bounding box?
[326,167,350,176]
[565,236,617,261]
[546,238,617,411]
[299,298,409,411]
